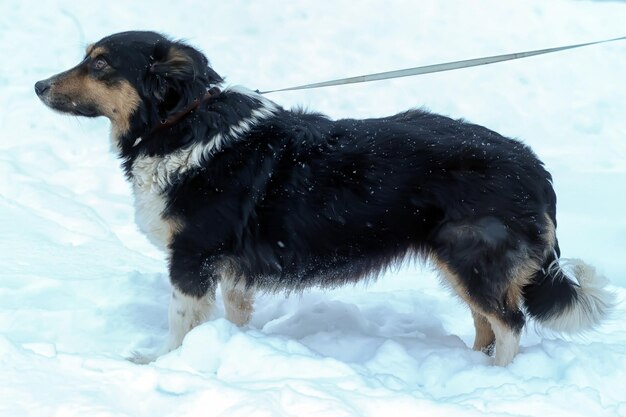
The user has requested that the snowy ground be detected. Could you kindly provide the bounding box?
[1,0,626,416]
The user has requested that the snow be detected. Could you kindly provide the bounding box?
[1,0,626,416]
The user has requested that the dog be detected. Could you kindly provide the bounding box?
[35,31,613,366]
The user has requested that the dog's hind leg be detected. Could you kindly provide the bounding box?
[433,217,534,365]
[485,313,522,366]
[437,259,527,365]
[435,256,520,365]
[471,309,495,355]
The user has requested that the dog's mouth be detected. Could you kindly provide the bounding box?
[69,105,99,117]
[36,92,99,118]
[48,100,99,118]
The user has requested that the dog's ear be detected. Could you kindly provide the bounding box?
[145,41,223,117]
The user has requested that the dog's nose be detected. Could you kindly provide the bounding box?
[34,80,50,96]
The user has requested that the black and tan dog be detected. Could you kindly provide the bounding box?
[35,31,613,365]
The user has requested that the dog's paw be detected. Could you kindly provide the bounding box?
[481,342,495,357]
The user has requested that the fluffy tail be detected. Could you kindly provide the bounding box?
[522,253,614,333]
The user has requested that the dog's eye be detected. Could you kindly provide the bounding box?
[91,57,108,71]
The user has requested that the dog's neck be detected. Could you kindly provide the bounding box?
[145,86,222,139]
[129,86,222,148]
[115,86,279,164]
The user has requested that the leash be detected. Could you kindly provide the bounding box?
[258,35,626,94]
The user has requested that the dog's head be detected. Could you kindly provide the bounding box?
[35,31,223,141]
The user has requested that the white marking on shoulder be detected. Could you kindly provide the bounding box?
[131,87,278,193]
[200,85,279,155]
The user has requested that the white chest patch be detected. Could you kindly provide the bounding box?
[127,86,278,252]
[130,156,181,252]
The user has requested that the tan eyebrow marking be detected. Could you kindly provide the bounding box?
[89,46,108,58]
[85,43,94,55]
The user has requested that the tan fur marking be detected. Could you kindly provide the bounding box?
[471,309,495,352]
[501,213,555,311]
[505,217,555,309]
[83,77,141,137]
[49,46,141,140]
[431,255,474,307]
[221,284,255,326]
[543,213,556,255]
[89,46,108,59]
[153,214,183,251]
[54,70,141,138]
[217,260,255,326]
[85,43,94,55]
[432,256,494,345]
[166,47,193,69]
[506,259,536,308]
[432,255,521,365]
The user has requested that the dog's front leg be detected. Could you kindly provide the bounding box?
[221,277,255,327]
[165,286,215,352]
[165,249,219,353]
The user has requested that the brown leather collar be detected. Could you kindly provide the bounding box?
[146,86,221,137]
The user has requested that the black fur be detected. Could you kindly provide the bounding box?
[37,31,587,345]
[523,252,580,322]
